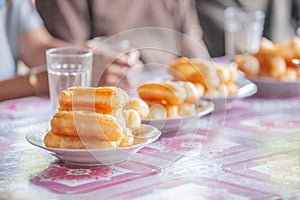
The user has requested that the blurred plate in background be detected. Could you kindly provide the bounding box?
[250,78,300,98]
[142,101,214,134]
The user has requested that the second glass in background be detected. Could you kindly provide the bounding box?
[46,47,93,114]
[224,7,265,59]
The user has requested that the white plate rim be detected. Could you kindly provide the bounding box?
[25,124,161,154]
[141,100,214,124]
[203,77,257,101]
[249,77,300,85]
[249,77,300,97]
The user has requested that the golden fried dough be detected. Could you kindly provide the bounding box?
[44,131,119,149]
[234,54,260,76]
[122,109,141,132]
[45,86,145,150]
[149,104,167,119]
[50,110,124,141]
[147,103,181,119]
[236,37,300,81]
[168,58,221,90]
[119,128,134,147]
[168,58,239,97]
[59,86,129,114]
[164,104,179,118]
[135,80,206,119]
[127,98,150,118]
[137,82,186,105]
[178,81,204,103]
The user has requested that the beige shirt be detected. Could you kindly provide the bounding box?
[36,0,209,64]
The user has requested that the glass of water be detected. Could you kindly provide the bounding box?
[46,47,93,114]
[224,7,265,59]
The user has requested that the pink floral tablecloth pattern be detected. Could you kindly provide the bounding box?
[0,95,299,199]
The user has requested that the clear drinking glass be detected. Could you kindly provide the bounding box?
[46,47,93,114]
[224,7,265,59]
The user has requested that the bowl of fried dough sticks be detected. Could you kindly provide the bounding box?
[126,80,214,133]
[26,86,161,166]
[234,37,300,97]
[167,57,257,111]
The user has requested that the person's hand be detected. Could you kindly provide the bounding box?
[85,40,143,88]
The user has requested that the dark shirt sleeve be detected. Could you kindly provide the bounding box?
[179,0,210,58]
[36,0,92,44]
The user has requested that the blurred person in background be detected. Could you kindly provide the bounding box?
[196,0,300,57]
[35,0,210,65]
[0,0,68,101]
[0,0,139,101]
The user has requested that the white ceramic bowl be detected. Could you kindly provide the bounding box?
[26,124,161,166]
[250,77,300,98]
[203,77,257,112]
[141,101,214,134]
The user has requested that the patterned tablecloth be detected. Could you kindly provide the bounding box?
[0,94,299,200]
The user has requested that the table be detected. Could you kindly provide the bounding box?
[0,94,299,199]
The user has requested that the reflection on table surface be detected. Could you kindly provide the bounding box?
[0,95,299,199]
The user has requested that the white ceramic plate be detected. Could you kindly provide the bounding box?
[141,101,214,134]
[203,77,257,112]
[250,77,300,98]
[25,124,161,166]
